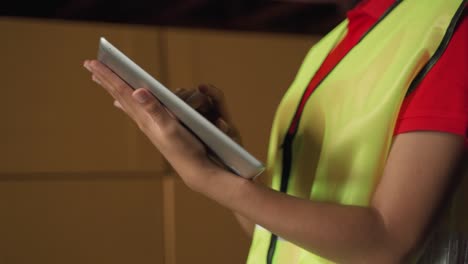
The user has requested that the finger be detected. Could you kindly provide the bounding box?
[132,88,172,128]
[91,75,102,85]
[198,84,231,122]
[113,100,128,114]
[113,100,122,109]
[174,88,193,100]
[198,84,224,101]
[90,72,125,114]
[84,60,133,101]
[216,118,230,134]
[186,90,211,110]
[91,74,128,115]
[175,89,215,118]
[216,118,241,143]
[184,90,219,122]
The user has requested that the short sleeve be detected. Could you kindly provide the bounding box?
[394,11,468,144]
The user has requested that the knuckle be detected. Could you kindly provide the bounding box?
[146,101,163,115]
[208,84,225,99]
[190,93,210,109]
[160,120,178,137]
[174,88,186,95]
[174,91,182,98]
[136,116,153,132]
[175,88,193,100]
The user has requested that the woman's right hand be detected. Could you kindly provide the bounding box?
[174,84,242,145]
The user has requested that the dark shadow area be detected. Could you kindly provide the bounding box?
[1,0,360,34]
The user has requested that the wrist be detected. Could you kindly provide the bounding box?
[200,167,252,212]
[178,156,224,191]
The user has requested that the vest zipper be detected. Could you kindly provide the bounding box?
[266,134,293,264]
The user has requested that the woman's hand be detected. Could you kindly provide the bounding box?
[84,59,255,235]
[83,59,220,191]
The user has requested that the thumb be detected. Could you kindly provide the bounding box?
[132,88,172,127]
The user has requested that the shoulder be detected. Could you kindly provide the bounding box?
[394,12,468,139]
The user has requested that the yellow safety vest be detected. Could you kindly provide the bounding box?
[246,0,466,263]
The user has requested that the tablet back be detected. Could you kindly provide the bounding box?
[97,37,264,179]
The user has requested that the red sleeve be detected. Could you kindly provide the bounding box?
[394,12,468,146]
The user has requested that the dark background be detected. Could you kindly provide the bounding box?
[1,0,360,34]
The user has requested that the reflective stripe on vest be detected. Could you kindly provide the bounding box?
[246,0,466,263]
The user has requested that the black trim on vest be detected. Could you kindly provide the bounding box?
[265,1,404,263]
[406,0,466,96]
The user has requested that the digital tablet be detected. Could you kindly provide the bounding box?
[97,37,264,179]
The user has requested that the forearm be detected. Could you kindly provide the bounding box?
[199,168,403,263]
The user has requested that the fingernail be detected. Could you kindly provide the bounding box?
[133,90,150,104]
[217,118,229,132]
[92,75,101,85]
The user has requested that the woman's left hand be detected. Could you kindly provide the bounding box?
[83,60,219,191]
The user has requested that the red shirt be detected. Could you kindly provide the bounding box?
[306,0,468,144]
